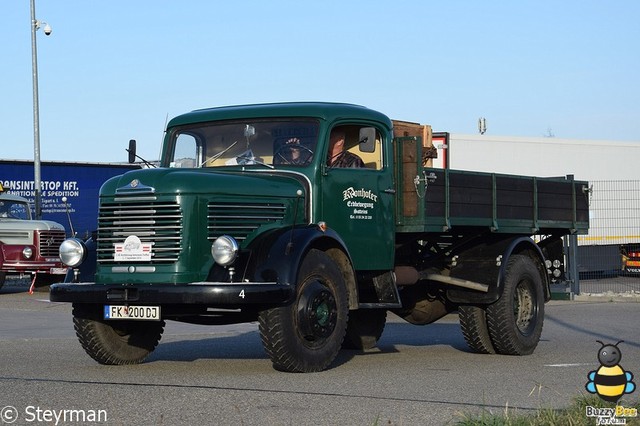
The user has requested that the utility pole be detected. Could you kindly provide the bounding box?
[30,0,51,219]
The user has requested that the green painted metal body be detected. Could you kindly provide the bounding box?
[76,102,589,291]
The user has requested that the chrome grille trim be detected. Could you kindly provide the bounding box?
[97,199,182,264]
[208,202,286,241]
[38,230,66,257]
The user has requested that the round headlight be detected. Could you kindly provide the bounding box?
[59,238,87,267]
[552,259,562,268]
[211,235,238,266]
[22,247,33,259]
[544,259,552,269]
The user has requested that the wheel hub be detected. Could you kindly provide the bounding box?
[514,281,535,334]
[297,280,337,341]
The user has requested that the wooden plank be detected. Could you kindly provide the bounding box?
[392,120,434,167]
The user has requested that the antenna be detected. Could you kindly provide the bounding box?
[61,196,75,237]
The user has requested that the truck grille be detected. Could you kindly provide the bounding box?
[97,200,182,263]
[208,202,286,242]
[38,230,66,257]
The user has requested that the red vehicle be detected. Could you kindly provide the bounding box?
[622,245,640,274]
[0,183,66,290]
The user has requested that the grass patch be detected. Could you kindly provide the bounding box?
[455,394,640,425]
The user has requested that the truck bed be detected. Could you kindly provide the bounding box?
[394,136,590,235]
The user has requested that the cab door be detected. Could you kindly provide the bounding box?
[320,124,395,270]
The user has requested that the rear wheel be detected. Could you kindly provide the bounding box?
[258,249,348,372]
[72,304,165,365]
[486,255,545,355]
[0,272,5,291]
[458,305,495,354]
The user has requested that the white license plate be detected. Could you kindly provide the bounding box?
[104,305,161,320]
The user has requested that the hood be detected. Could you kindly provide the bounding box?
[0,218,65,232]
[101,168,305,198]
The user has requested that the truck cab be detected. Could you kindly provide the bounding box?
[164,102,396,271]
[0,183,67,290]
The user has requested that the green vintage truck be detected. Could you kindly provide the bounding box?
[51,102,589,372]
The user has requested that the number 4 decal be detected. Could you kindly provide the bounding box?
[239,289,245,299]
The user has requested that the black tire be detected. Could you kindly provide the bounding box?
[342,309,387,350]
[486,254,545,355]
[258,249,349,372]
[0,272,5,291]
[72,304,165,365]
[458,305,495,354]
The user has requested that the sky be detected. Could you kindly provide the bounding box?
[2,1,639,163]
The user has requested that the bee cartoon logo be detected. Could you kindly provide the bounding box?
[586,340,636,402]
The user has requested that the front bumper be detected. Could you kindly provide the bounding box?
[49,281,294,307]
[2,263,67,275]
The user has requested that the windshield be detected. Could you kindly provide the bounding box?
[0,199,30,220]
[168,119,320,168]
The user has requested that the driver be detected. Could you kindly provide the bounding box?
[327,129,365,168]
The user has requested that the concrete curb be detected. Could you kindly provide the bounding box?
[573,292,640,302]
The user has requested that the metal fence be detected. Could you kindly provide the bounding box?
[572,180,640,294]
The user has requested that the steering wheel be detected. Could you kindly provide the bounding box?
[274,144,314,165]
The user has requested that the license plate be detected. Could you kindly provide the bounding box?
[104,305,161,320]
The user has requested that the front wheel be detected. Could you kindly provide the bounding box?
[72,304,165,365]
[485,254,545,355]
[258,249,349,372]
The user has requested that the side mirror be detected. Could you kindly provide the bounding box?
[359,127,377,153]
[127,139,137,163]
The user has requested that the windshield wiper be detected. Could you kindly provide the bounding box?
[235,150,274,169]
[199,141,238,167]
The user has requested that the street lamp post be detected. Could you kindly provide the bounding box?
[29,0,51,219]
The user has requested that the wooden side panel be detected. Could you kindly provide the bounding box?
[400,138,419,217]
[393,120,434,218]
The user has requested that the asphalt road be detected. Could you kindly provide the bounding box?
[1,283,639,425]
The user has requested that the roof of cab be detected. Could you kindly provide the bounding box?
[166,102,393,130]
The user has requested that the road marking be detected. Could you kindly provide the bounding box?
[545,363,591,367]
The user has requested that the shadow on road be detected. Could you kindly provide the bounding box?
[148,320,468,367]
